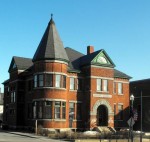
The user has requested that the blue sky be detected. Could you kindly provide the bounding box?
[0,0,150,92]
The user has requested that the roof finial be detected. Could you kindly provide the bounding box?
[49,13,55,24]
[51,13,53,20]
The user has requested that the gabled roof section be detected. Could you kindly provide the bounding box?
[114,69,132,79]
[33,17,69,62]
[80,49,115,68]
[65,47,84,71]
[9,56,33,72]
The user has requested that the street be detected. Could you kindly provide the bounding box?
[0,129,64,142]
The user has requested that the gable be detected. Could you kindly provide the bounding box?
[8,58,17,72]
[91,50,115,68]
[8,56,33,73]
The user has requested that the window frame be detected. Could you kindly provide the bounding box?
[55,74,61,88]
[103,79,108,92]
[70,77,75,90]
[54,101,61,119]
[97,78,102,91]
[34,75,38,88]
[45,74,53,87]
[38,74,44,87]
[118,82,123,94]
[69,102,75,119]
[62,102,66,119]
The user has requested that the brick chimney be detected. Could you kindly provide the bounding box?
[87,46,94,54]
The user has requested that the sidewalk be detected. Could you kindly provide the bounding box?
[0,129,64,142]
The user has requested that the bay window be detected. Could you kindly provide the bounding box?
[34,75,37,87]
[62,102,66,119]
[45,74,53,87]
[55,101,61,119]
[43,101,52,119]
[39,74,44,87]
[55,75,61,87]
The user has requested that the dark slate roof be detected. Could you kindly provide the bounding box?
[130,78,150,84]
[2,79,9,84]
[114,69,131,79]
[33,17,69,62]
[80,50,101,66]
[9,56,33,72]
[80,49,115,68]
[65,47,84,71]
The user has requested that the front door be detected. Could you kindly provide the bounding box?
[97,105,108,126]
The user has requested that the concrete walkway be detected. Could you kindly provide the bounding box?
[0,129,65,142]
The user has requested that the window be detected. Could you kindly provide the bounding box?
[43,101,52,119]
[97,79,108,92]
[11,92,13,103]
[55,75,61,88]
[70,78,75,90]
[11,91,16,103]
[118,83,123,94]
[113,82,116,94]
[103,80,108,92]
[62,102,66,119]
[39,74,44,87]
[69,102,75,119]
[45,74,53,87]
[118,104,123,120]
[55,101,61,119]
[34,75,38,87]
[13,92,16,102]
[62,75,66,88]
[97,79,102,91]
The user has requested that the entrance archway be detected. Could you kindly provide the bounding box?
[97,105,108,126]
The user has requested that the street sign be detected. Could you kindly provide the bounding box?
[127,117,135,127]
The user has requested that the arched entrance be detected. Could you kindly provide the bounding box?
[97,105,108,126]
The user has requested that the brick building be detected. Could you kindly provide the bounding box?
[130,79,150,132]
[3,17,131,131]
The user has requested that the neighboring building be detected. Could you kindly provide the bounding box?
[130,79,150,132]
[0,88,4,122]
[3,17,131,131]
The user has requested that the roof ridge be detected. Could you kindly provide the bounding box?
[13,56,32,60]
[65,47,85,55]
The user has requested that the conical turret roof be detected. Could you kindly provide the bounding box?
[33,16,69,62]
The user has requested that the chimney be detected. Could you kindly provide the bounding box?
[87,46,94,54]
